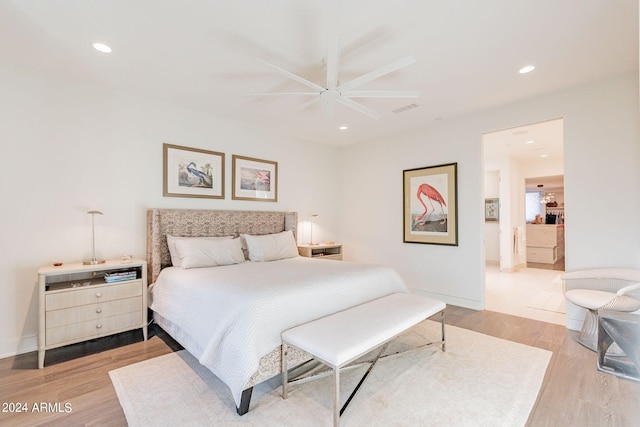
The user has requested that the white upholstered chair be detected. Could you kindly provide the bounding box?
[561,268,640,351]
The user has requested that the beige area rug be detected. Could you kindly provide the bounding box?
[528,290,566,314]
[109,322,551,427]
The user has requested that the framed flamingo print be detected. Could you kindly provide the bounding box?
[163,143,225,199]
[232,155,278,202]
[403,162,458,245]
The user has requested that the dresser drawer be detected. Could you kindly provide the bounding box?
[45,296,142,328]
[527,246,557,263]
[45,280,142,311]
[46,310,143,346]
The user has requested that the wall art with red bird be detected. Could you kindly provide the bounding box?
[403,163,458,246]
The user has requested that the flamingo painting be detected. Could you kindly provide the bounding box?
[404,163,457,245]
[255,171,270,191]
[413,183,447,227]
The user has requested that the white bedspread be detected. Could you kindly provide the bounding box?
[149,257,408,406]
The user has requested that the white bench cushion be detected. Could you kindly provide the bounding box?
[282,293,446,367]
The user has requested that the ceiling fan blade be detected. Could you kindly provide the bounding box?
[244,92,319,97]
[298,96,321,111]
[335,97,382,119]
[256,58,325,92]
[341,90,420,98]
[326,38,341,90]
[338,55,416,92]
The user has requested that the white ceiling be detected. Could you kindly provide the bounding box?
[484,118,565,191]
[1,1,637,146]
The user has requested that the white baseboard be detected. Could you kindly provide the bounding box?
[0,335,37,360]
[410,287,483,310]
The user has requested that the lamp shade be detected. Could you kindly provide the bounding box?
[309,214,319,245]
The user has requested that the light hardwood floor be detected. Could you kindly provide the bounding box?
[1,307,638,426]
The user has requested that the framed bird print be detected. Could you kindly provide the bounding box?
[403,162,458,245]
[485,198,499,222]
[232,155,278,202]
[163,143,225,199]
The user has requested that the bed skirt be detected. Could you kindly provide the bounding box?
[153,312,313,391]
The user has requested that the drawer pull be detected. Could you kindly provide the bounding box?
[96,307,102,314]
[95,292,102,298]
[96,324,102,329]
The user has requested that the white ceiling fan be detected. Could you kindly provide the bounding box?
[248,38,419,119]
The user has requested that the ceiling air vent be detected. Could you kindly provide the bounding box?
[392,103,419,114]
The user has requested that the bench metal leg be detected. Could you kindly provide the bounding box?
[333,366,340,427]
[441,311,446,352]
[339,344,388,420]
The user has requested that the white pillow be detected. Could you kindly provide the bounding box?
[166,235,233,267]
[175,237,245,269]
[242,230,299,262]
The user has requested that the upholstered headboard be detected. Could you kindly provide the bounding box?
[147,209,298,283]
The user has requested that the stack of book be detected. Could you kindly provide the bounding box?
[104,271,137,283]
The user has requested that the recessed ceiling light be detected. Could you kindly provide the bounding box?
[540,154,549,158]
[519,65,535,74]
[525,140,535,144]
[338,125,348,130]
[92,42,112,53]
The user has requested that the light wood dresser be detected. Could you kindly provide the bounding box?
[526,224,565,264]
[37,259,147,368]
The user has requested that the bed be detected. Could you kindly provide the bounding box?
[147,208,409,414]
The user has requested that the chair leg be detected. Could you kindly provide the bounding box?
[577,309,599,351]
[578,309,624,356]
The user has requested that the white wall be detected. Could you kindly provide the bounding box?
[340,72,640,312]
[508,158,527,269]
[495,156,527,272]
[339,122,487,309]
[484,171,500,262]
[0,60,341,358]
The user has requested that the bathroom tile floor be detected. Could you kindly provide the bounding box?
[485,263,566,326]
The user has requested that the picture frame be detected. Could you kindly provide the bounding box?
[163,143,225,199]
[232,155,278,202]
[403,162,458,246]
[485,198,500,222]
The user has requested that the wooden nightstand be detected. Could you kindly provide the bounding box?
[37,259,147,368]
[297,244,343,261]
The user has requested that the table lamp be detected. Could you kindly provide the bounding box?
[83,210,105,265]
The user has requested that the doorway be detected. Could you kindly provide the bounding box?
[525,174,565,271]
[483,118,565,324]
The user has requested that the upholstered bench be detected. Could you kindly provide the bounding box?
[281,292,446,427]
